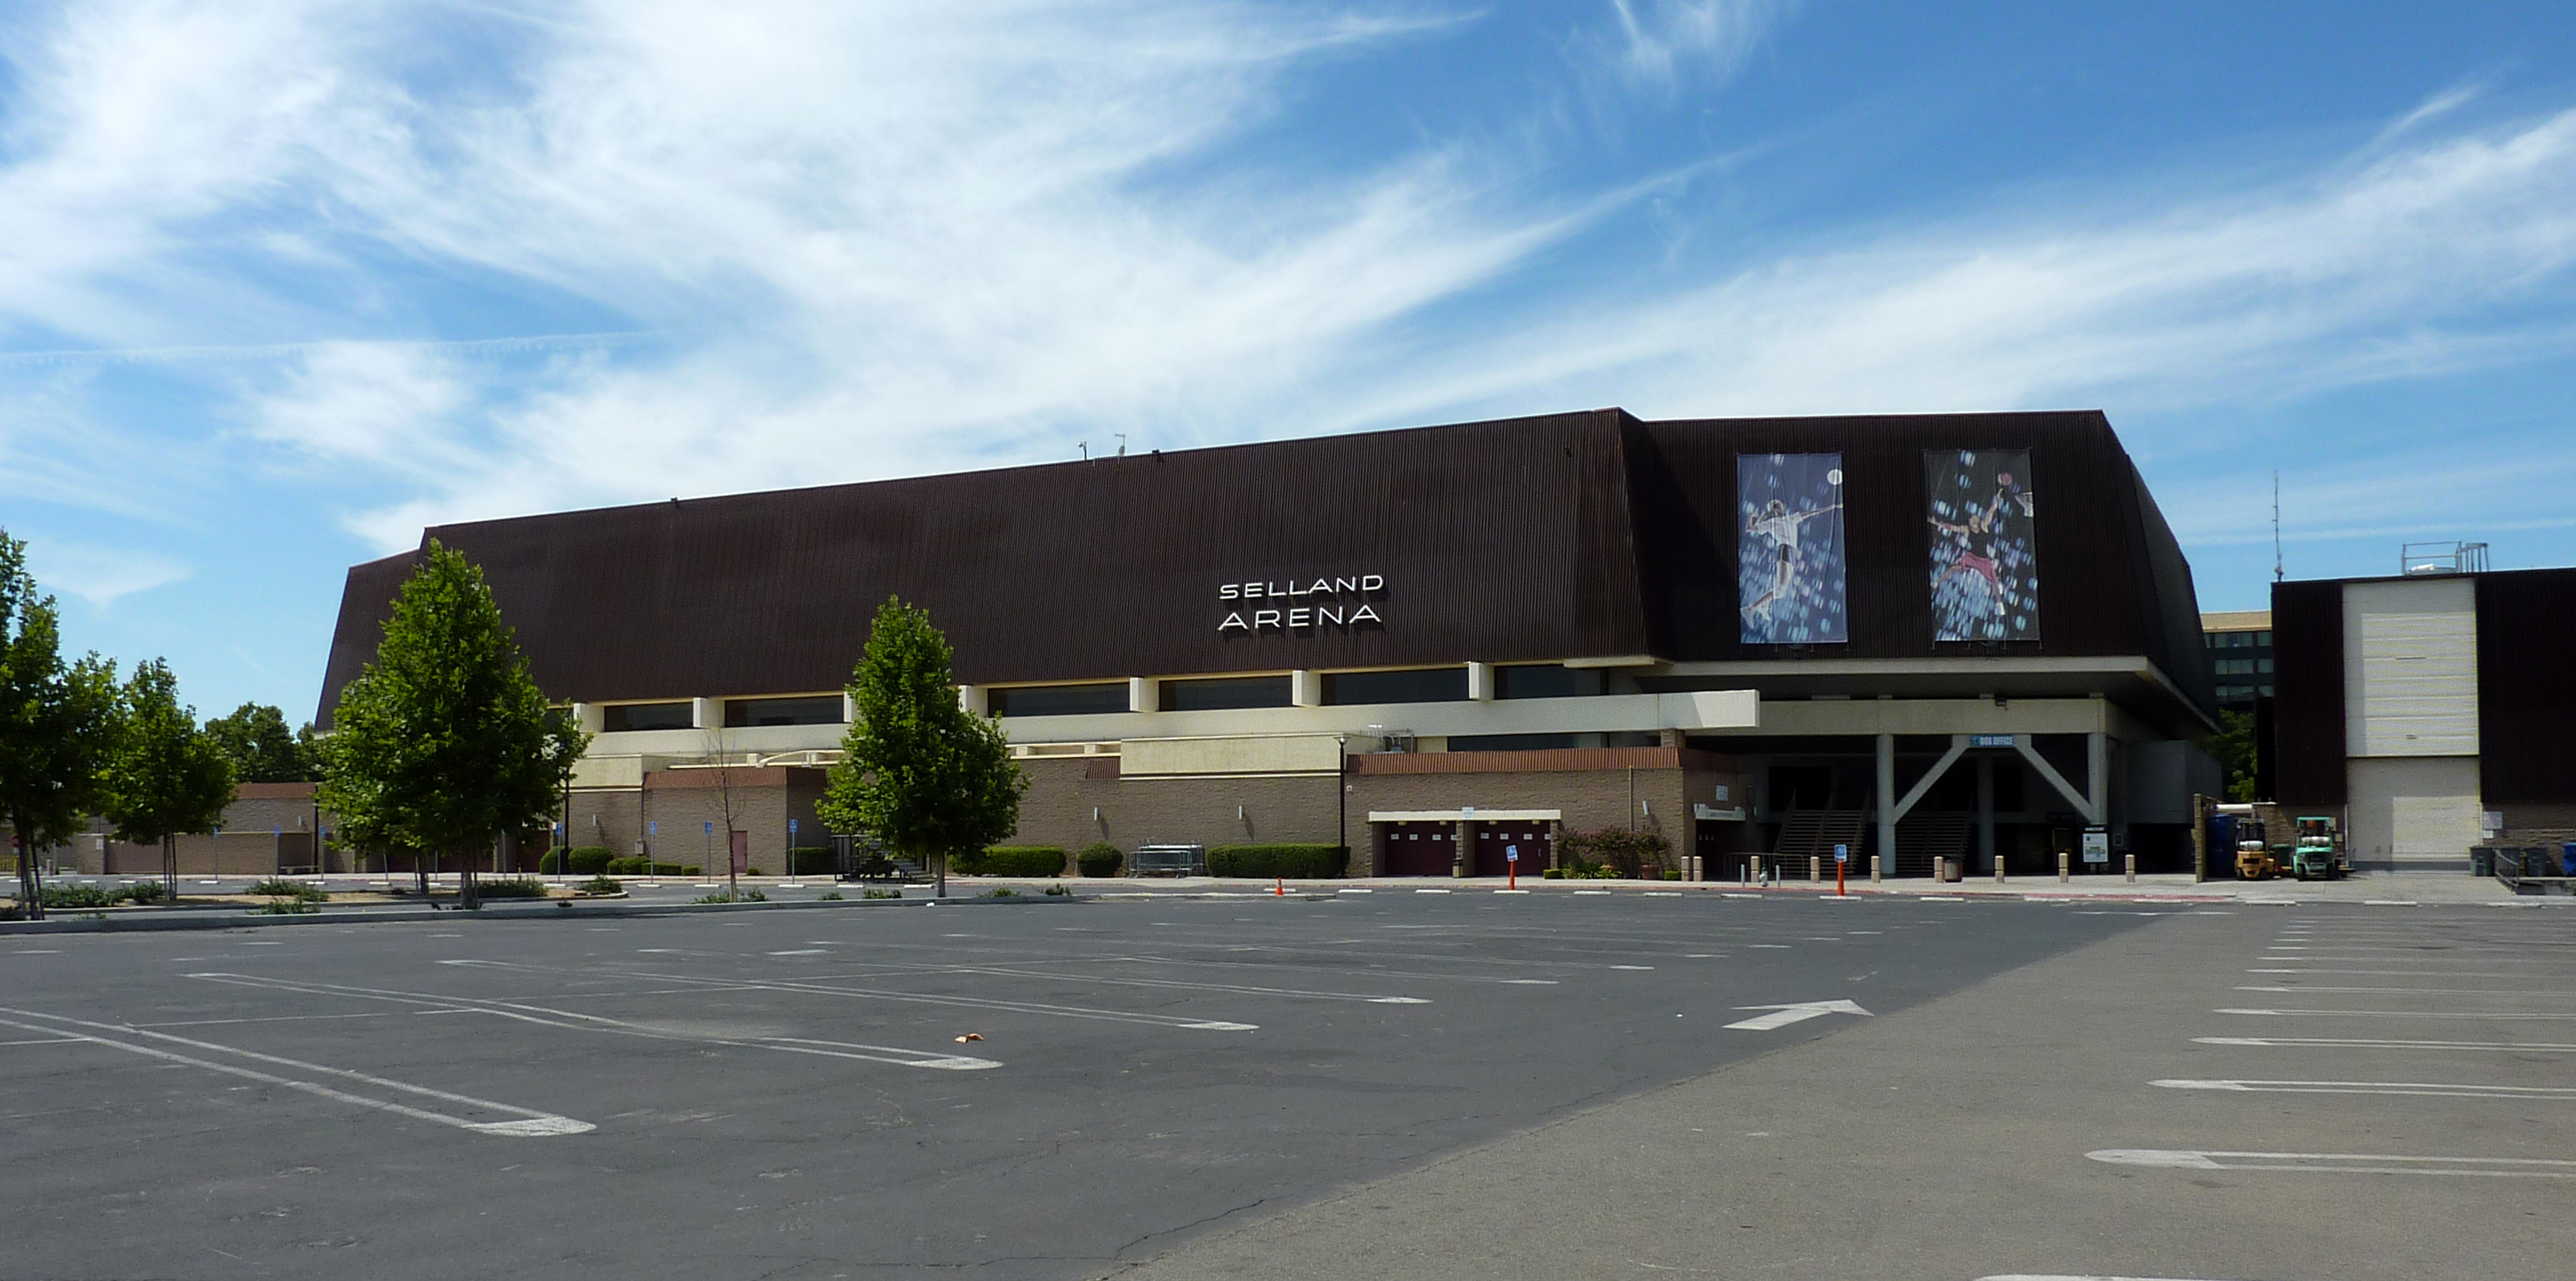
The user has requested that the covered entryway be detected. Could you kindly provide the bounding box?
[1471,824,1552,877]
[1377,821,1456,877]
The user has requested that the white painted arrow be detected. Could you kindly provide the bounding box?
[1724,999,1873,1030]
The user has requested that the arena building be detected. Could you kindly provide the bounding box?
[318,408,2220,877]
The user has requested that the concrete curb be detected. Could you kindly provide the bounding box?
[0,890,1078,936]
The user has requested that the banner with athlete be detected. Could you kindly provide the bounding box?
[1738,453,1847,644]
[1925,449,2038,642]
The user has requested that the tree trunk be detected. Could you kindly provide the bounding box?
[163,833,178,907]
[459,842,480,911]
[934,849,946,898]
[12,819,38,922]
[415,850,431,897]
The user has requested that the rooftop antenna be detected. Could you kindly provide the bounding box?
[1115,433,1127,457]
[1078,441,1088,461]
[2272,471,2283,583]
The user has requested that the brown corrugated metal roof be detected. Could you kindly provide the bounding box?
[316,407,2216,728]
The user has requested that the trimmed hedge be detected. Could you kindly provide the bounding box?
[1076,842,1123,878]
[604,857,688,876]
[1208,844,1349,879]
[540,846,616,876]
[963,846,1068,877]
[473,877,550,900]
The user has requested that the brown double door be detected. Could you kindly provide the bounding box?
[1379,822,1456,877]
[1472,824,1552,877]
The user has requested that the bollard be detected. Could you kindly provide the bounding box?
[2057,851,2070,883]
[1809,856,1821,883]
[1939,856,1953,883]
[2125,853,2137,884]
[1870,855,1883,884]
[1994,856,2006,884]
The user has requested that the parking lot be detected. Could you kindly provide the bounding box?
[0,890,2565,1279]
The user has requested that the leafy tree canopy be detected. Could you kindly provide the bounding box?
[2211,709,2258,802]
[0,529,120,915]
[103,658,234,848]
[317,541,587,876]
[819,597,1025,889]
[205,702,318,783]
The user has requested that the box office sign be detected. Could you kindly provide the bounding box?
[1219,574,1386,634]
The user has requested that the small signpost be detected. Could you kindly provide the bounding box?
[787,818,800,887]
[1834,843,1849,896]
[1505,842,1519,890]
[2082,826,2111,866]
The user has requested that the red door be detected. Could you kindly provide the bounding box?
[1472,825,1552,877]
[1378,822,1456,877]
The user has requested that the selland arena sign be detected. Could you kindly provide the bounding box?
[1218,575,1384,634]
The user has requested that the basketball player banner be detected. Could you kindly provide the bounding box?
[1925,449,2038,642]
[1738,453,1848,644]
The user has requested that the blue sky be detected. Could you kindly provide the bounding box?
[5,1,2574,722]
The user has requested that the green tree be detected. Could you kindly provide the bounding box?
[317,541,588,907]
[0,531,120,920]
[2211,709,2259,802]
[819,597,1025,897]
[204,703,318,783]
[102,659,235,903]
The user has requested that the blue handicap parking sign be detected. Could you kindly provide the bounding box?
[1506,845,1519,862]
[1834,844,1849,863]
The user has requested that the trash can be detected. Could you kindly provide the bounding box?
[2470,846,2494,877]
[2561,842,2576,877]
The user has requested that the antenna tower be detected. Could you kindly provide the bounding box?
[2272,471,2283,583]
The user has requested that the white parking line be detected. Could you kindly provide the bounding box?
[0,1007,592,1137]
[187,973,1007,1068]
[443,960,1260,1031]
[2085,1148,2576,1178]
[2153,1078,2576,1100]
[1979,1276,2262,1281]
[2194,1036,2576,1053]
[2218,1007,2576,1020]
[2237,985,2576,997]
[945,963,1429,1004]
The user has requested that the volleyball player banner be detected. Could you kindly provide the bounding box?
[1737,453,1848,644]
[1925,449,2039,642]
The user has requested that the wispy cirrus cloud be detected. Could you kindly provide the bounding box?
[1592,0,1797,93]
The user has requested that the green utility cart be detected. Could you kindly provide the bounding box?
[2290,815,2348,880]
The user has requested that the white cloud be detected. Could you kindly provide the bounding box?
[21,539,190,607]
[3,0,2574,569]
[1595,0,1794,92]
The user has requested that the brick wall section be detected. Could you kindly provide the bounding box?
[1006,750,1732,877]
[634,767,829,872]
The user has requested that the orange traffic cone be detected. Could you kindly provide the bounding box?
[1274,877,1285,897]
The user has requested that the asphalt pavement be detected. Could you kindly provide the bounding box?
[0,890,2562,1279]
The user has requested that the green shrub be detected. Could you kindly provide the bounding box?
[682,865,702,877]
[984,887,1020,898]
[604,857,688,876]
[256,898,319,915]
[966,846,1067,877]
[786,846,837,876]
[1208,844,1349,879]
[40,883,116,909]
[116,880,167,904]
[473,877,549,900]
[744,867,764,877]
[1558,828,1671,879]
[539,846,617,876]
[1043,882,1069,896]
[1076,842,1123,878]
[1661,870,1683,881]
[693,887,767,904]
[863,888,901,900]
[580,874,624,895]
[818,890,844,901]
[248,878,328,901]
[1540,866,1564,880]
